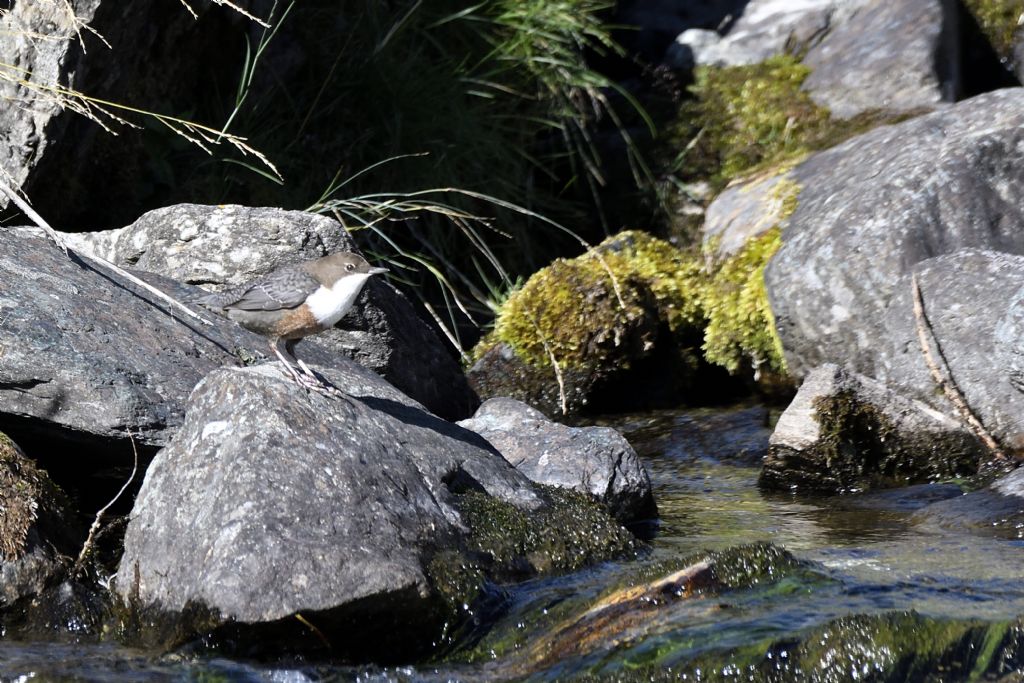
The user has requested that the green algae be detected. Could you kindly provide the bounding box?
[456,486,639,582]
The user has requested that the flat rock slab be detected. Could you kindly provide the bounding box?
[68,204,477,420]
[0,231,360,447]
[762,364,984,493]
[458,398,656,523]
[116,363,537,631]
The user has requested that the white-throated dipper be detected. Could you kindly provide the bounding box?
[194,251,387,388]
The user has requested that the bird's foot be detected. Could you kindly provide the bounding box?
[284,360,354,405]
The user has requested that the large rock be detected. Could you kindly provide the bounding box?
[114,363,542,655]
[801,0,958,118]
[65,204,478,420]
[0,1,247,228]
[666,0,869,68]
[761,364,984,493]
[0,230,365,447]
[766,88,1024,380]
[458,398,656,523]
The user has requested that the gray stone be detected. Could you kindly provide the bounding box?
[761,364,984,493]
[877,250,1024,451]
[702,171,796,257]
[766,88,1024,381]
[458,398,656,523]
[802,0,957,119]
[68,204,478,420]
[115,363,537,634]
[914,466,1024,535]
[0,230,377,447]
[667,0,868,68]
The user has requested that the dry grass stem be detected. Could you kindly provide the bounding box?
[911,272,1008,462]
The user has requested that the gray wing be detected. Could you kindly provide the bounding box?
[221,268,321,311]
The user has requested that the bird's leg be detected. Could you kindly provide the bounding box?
[271,338,318,389]
[276,339,351,402]
[286,339,320,382]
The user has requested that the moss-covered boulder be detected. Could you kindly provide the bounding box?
[0,432,81,608]
[468,229,790,415]
[761,364,984,493]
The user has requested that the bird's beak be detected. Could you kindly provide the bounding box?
[369,267,389,276]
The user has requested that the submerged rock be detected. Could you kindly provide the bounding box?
[67,204,477,420]
[0,433,80,608]
[761,364,983,493]
[458,398,656,523]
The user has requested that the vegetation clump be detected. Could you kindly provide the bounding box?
[0,432,74,562]
[484,218,791,393]
[962,0,1024,60]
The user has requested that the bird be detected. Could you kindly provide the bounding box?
[192,251,387,389]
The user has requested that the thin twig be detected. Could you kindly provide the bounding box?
[72,431,140,576]
[911,272,1008,461]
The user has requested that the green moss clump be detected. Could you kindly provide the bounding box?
[702,226,785,375]
[665,55,927,191]
[963,0,1024,60]
[484,224,790,387]
[684,55,830,183]
[456,486,638,582]
[493,230,705,370]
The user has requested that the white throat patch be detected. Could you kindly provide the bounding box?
[304,273,372,327]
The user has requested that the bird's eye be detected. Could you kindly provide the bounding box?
[346,263,356,272]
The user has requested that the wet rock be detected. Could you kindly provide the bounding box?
[458,398,656,523]
[115,362,538,658]
[675,611,1024,682]
[0,230,371,447]
[801,0,958,119]
[67,204,477,420]
[0,433,80,607]
[766,89,1024,379]
[761,364,983,493]
[915,465,1024,536]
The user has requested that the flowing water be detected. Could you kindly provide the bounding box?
[3,404,1023,681]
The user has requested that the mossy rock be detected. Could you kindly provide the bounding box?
[471,228,791,414]
[963,0,1024,61]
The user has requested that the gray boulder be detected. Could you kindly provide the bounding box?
[801,0,958,119]
[761,364,984,493]
[766,88,1024,380]
[0,230,369,447]
[66,204,478,420]
[458,398,656,523]
[667,0,868,68]
[915,465,1024,535]
[115,363,541,652]
[702,171,795,257]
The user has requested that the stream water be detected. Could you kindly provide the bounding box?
[3,404,1023,681]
